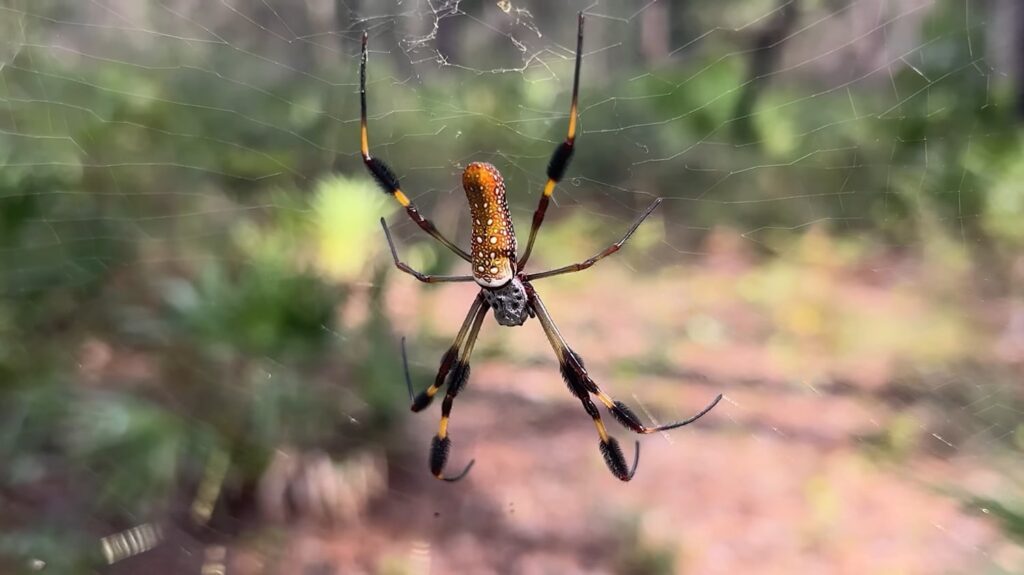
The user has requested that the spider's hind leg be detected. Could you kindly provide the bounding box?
[564,346,722,436]
[430,359,475,481]
[527,287,720,481]
[405,294,486,412]
[401,293,488,481]
[528,289,641,481]
[426,298,488,481]
[560,354,640,481]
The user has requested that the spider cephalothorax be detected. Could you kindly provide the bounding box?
[481,276,533,327]
[360,13,722,482]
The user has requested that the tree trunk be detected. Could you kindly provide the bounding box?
[1017,0,1024,119]
[731,0,800,143]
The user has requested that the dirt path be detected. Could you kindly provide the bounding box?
[258,261,1008,574]
[122,254,1017,575]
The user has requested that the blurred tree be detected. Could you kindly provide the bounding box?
[1017,0,1024,119]
[731,0,801,143]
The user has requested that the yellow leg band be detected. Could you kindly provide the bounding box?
[543,179,556,197]
[438,416,449,439]
[568,103,578,140]
[594,419,609,442]
[394,190,411,207]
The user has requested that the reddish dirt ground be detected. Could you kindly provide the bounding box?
[241,255,1015,575]
[112,252,1021,574]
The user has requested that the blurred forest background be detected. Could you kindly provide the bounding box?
[1,0,1023,573]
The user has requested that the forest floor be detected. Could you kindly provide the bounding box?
[120,233,1024,574]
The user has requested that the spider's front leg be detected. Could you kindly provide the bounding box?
[360,32,472,263]
[526,286,721,481]
[519,12,586,268]
[381,218,475,284]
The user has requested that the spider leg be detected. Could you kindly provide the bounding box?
[528,287,720,480]
[518,12,584,269]
[527,287,641,481]
[581,350,722,435]
[525,198,662,282]
[406,293,486,412]
[429,297,489,482]
[381,218,475,283]
[360,33,472,263]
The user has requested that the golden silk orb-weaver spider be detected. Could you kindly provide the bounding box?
[360,13,722,482]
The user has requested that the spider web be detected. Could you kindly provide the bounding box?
[2,0,1023,573]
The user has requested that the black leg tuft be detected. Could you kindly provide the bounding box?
[599,437,635,481]
[410,392,433,412]
[429,435,475,482]
[563,348,598,394]
[430,436,450,477]
[610,400,644,433]
[546,141,575,182]
[559,360,588,400]
[364,157,401,195]
[445,362,471,395]
[567,348,586,369]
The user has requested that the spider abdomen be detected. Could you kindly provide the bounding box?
[462,162,517,287]
[482,277,533,327]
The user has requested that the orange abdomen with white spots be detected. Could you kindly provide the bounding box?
[463,162,517,287]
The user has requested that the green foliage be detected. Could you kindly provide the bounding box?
[964,496,1024,545]
[162,261,337,358]
[953,459,1024,571]
[0,525,99,574]
[0,46,402,560]
[65,394,196,512]
[859,413,922,464]
[1,0,1022,570]
[312,174,397,281]
[971,135,1024,246]
[611,514,679,575]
